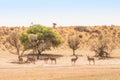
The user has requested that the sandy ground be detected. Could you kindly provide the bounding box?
[0,49,120,80]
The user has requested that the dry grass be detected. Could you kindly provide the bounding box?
[0,65,120,80]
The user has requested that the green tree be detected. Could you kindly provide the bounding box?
[20,25,62,59]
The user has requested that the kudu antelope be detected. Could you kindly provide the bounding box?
[43,57,49,64]
[26,57,36,64]
[71,55,78,64]
[87,56,95,65]
[50,57,56,64]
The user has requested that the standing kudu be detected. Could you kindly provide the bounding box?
[26,57,36,64]
[50,57,57,64]
[43,57,49,64]
[71,55,78,65]
[87,55,95,65]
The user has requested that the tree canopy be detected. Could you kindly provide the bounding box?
[68,36,80,55]
[20,25,62,59]
[5,31,25,62]
[90,36,115,58]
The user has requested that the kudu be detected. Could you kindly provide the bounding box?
[50,57,57,64]
[71,55,78,64]
[87,55,95,65]
[43,57,49,64]
[26,57,36,64]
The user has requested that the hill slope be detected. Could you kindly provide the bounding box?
[0,26,120,51]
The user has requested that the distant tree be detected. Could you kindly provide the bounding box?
[5,31,25,61]
[53,23,57,28]
[68,36,80,55]
[20,25,62,59]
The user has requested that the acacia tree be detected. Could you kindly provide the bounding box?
[20,25,62,59]
[68,36,80,55]
[91,37,115,58]
[53,23,57,28]
[5,31,25,61]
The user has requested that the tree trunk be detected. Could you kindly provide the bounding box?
[18,55,21,61]
[16,47,21,61]
[21,49,25,57]
[73,49,75,55]
[105,52,109,58]
[99,52,103,57]
[37,50,41,60]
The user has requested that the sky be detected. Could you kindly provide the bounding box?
[0,0,120,27]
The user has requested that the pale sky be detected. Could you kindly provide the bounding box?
[0,0,120,27]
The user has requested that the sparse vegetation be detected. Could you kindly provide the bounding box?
[1,26,120,58]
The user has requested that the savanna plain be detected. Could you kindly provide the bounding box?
[0,26,120,80]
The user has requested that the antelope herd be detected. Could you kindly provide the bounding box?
[18,55,95,65]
